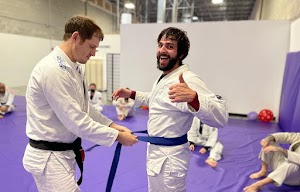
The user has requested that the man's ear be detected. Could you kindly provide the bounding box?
[71,31,79,42]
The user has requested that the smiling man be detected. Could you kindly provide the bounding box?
[113,27,228,192]
[23,15,138,192]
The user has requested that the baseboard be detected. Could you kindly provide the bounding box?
[229,113,247,117]
[229,113,276,121]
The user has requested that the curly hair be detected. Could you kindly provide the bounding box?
[157,27,190,63]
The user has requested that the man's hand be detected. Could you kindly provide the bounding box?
[189,144,195,151]
[260,139,269,148]
[263,145,288,157]
[168,73,196,103]
[110,123,131,133]
[116,132,138,146]
[263,145,283,153]
[116,125,131,133]
[112,88,132,100]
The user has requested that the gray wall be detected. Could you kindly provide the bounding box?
[250,0,300,20]
[0,0,119,93]
[0,0,118,41]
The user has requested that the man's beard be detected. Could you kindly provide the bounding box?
[156,55,178,72]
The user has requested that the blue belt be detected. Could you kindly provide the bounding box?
[85,130,188,192]
[136,130,188,146]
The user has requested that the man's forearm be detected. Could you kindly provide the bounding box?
[265,135,276,143]
[279,147,288,158]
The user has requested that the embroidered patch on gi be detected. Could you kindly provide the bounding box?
[57,56,66,71]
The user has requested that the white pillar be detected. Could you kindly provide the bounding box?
[157,0,166,23]
[121,13,132,24]
[172,0,178,23]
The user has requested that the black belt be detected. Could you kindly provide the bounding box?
[29,137,85,185]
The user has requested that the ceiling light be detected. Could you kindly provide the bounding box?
[212,0,223,4]
[125,2,135,9]
[192,16,199,21]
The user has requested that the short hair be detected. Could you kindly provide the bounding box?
[63,15,104,42]
[157,27,190,63]
[89,83,97,87]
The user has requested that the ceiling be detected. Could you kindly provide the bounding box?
[106,0,257,23]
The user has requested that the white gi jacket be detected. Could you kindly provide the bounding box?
[23,46,118,175]
[134,64,228,177]
[262,132,300,186]
[88,90,104,111]
[271,132,300,166]
[188,117,218,147]
[188,117,223,161]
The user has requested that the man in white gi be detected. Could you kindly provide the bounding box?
[112,27,228,192]
[188,117,223,168]
[0,82,15,118]
[244,132,300,192]
[22,15,138,192]
[88,83,104,112]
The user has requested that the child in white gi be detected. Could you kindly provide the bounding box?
[112,96,135,121]
[188,117,223,167]
[0,82,15,118]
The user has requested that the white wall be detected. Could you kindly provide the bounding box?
[120,21,290,118]
[0,33,59,88]
[0,21,291,118]
[0,32,119,91]
[290,17,300,52]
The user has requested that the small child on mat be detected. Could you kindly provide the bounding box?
[0,82,15,118]
[112,88,135,121]
[188,116,223,167]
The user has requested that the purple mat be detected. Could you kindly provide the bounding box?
[1,96,300,192]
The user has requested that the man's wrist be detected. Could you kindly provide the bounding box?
[265,135,275,143]
[130,91,136,99]
[188,92,199,111]
[280,147,288,157]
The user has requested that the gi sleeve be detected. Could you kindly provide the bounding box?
[5,88,14,106]
[184,72,228,128]
[88,102,113,126]
[287,151,300,165]
[43,66,118,146]
[135,91,151,106]
[272,132,300,144]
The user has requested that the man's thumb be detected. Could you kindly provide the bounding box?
[179,73,185,83]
